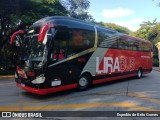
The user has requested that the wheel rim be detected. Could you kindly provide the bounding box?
[138,70,141,78]
[79,77,88,87]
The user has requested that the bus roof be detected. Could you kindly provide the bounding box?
[31,16,151,44]
[32,16,117,33]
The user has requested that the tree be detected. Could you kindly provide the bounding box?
[103,23,131,34]
[93,21,105,26]
[0,0,67,72]
[62,0,93,21]
[140,18,157,27]
[133,20,160,66]
[152,0,160,6]
[93,21,131,34]
[0,0,67,50]
[133,20,158,41]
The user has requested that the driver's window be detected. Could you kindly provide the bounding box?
[50,44,65,61]
[50,29,68,61]
[51,27,69,61]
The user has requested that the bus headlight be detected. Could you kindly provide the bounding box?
[15,72,18,78]
[32,76,45,84]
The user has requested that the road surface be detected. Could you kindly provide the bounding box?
[0,70,160,119]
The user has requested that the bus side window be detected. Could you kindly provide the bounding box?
[50,28,69,61]
[73,31,83,46]
[51,48,65,61]
[98,28,120,48]
[111,41,118,48]
[134,41,139,51]
[72,30,93,47]
[97,28,109,47]
[143,43,151,52]
[117,38,125,49]
[69,28,95,54]
[138,42,144,51]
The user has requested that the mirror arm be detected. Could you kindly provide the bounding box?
[38,24,54,42]
[10,30,25,45]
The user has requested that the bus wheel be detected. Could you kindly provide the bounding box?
[137,69,142,79]
[78,74,91,91]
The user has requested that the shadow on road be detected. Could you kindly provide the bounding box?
[18,75,148,100]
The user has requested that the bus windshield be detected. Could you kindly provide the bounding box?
[28,35,45,60]
[21,34,48,68]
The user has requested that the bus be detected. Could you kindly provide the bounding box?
[10,16,153,95]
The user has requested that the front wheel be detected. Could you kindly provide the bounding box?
[77,74,91,91]
[137,69,142,79]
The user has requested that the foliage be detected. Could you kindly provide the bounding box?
[133,20,160,44]
[62,0,93,21]
[94,21,131,34]
[0,0,67,49]
[0,0,67,73]
[133,20,160,66]
[93,21,105,26]
[104,23,131,34]
[132,19,158,41]
[153,47,159,67]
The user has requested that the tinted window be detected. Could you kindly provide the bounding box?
[97,27,117,48]
[111,37,135,50]
[50,25,95,61]
[68,28,95,55]
[110,36,152,52]
[139,42,152,52]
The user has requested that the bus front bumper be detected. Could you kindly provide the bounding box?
[16,82,77,95]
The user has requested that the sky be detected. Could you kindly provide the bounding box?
[88,0,160,31]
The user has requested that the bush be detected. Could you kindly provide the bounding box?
[0,70,14,75]
[0,65,15,75]
[153,58,159,67]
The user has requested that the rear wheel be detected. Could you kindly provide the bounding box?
[77,74,91,91]
[137,69,142,79]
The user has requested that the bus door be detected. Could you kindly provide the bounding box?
[46,28,75,87]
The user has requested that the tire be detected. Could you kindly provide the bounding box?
[77,74,91,91]
[137,69,142,79]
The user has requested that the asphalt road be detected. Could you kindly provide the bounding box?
[0,70,160,119]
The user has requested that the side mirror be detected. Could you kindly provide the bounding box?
[38,24,54,43]
[10,30,25,45]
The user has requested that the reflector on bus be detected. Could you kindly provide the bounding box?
[10,30,25,44]
[38,24,54,42]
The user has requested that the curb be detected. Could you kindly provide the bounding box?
[152,68,160,72]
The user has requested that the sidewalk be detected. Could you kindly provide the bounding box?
[152,67,160,72]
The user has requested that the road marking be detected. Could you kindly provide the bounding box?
[0,101,157,111]
[0,76,14,80]
[128,92,160,104]
[84,91,160,105]
[6,98,66,107]
[3,91,160,109]
[1,88,160,111]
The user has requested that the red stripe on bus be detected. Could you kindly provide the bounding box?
[16,83,77,95]
[143,71,150,74]
[93,74,137,84]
